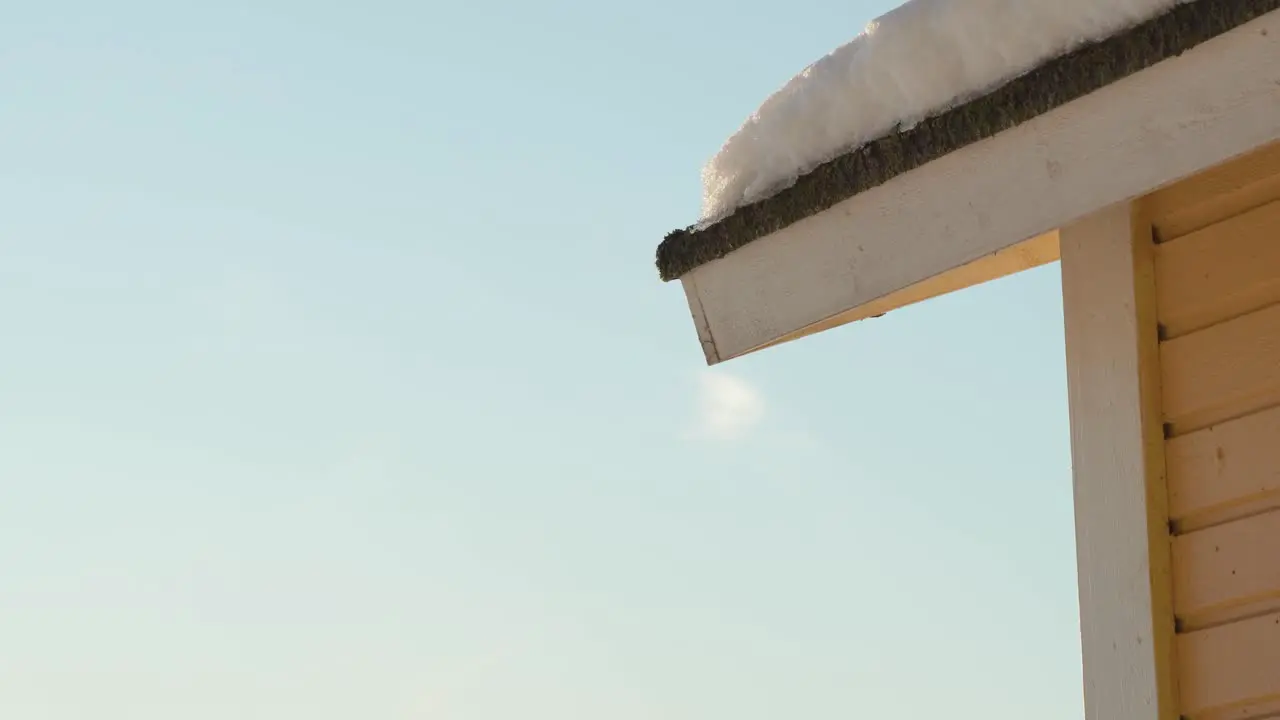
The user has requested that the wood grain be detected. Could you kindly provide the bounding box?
[1161,303,1280,436]
[1172,509,1280,631]
[1146,140,1280,243]
[1062,203,1179,720]
[1155,200,1280,339]
[1167,403,1280,532]
[1177,611,1280,720]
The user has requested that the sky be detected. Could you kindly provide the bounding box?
[0,2,1083,719]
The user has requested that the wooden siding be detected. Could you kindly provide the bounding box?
[1147,142,1280,720]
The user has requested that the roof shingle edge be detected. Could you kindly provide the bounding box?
[656,0,1280,282]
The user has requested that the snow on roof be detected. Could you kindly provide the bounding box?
[656,0,1275,282]
[701,0,1182,225]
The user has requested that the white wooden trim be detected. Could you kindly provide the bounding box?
[682,10,1280,365]
[750,230,1060,355]
[1060,203,1179,720]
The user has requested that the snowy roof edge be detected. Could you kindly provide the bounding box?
[655,0,1279,283]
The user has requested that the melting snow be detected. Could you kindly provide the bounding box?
[701,0,1189,223]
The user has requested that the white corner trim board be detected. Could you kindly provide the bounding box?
[682,10,1280,365]
[1060,203,1179,720]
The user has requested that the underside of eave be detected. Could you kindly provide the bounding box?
[749,231,1062,355]
[656,0,1280,283]
[684,231,1061,365]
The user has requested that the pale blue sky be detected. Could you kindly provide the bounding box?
[1,1,1082,718]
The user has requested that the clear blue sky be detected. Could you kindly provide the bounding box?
[1,1,1083,718]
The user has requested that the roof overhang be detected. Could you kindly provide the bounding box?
[669,5,1280,365]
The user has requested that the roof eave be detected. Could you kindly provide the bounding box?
[678,10,1280,365]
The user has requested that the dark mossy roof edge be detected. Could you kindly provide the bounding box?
[657,0,1280,282]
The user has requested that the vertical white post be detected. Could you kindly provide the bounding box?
[1060,203,1179,720]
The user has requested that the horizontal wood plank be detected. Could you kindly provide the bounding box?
[1177,611,1280,720]
[1160,303,1280,436]
[1146,140,1280,243]
[1172,509,1280,631]
[1167,404,1280,532]
[1155,200,1280,339]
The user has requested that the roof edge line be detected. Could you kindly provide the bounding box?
[656,0,1280,282]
